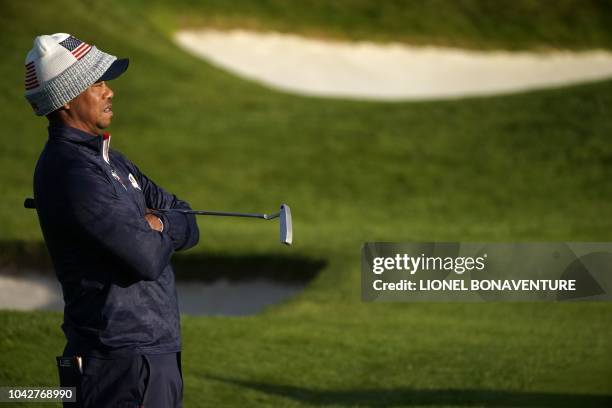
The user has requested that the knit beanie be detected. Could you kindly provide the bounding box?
[24,33,128,116]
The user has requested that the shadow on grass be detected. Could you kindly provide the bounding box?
[0,240,326,283]
[0,240,52,270]
[203,375,612,407]
[173,252,326,283]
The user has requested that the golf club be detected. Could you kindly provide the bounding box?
[24,198,292,245]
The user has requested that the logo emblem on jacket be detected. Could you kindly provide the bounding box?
[111,169,127,190]
[128,173,141,190]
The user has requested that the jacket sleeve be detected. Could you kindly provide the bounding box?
[67,166,174,282]
[129,163,200,252]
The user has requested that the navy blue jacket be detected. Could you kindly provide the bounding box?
[34,124,199,357]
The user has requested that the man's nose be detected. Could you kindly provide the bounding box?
[104,83,114,99]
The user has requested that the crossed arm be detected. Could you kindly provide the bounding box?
[67,164,199,281]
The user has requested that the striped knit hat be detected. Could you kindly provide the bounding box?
[24,33,129,116]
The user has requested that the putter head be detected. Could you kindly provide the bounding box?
[279,204,292,245]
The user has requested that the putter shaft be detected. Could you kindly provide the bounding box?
[156,208,279,220]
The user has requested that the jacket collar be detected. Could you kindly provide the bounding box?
[48,124,112,163]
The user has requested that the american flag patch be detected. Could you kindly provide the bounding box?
[25,61,39,90]
[59,35,92,60]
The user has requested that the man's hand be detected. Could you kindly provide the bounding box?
[145,209,164,232]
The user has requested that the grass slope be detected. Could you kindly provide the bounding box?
[135,0,612,50]
[0,1,611,407]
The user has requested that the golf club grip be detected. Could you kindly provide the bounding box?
[24,198,36,209]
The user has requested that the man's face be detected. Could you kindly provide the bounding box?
[66,81,114,134]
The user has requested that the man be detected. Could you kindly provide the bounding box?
[25,33,199,407]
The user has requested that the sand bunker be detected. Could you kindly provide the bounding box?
[175,29,612,100]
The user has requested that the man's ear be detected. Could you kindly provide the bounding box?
[62,102,70,111]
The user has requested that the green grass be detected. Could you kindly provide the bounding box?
[134,0,612,50]
[3,304,612,406]
[1,1,612,406]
